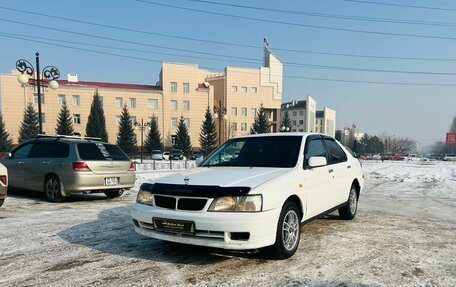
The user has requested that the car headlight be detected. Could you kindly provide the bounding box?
[208,195,262,212]
[136,189,154,205]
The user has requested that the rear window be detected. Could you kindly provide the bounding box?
[77,143,129,161]
[152,150,162,154]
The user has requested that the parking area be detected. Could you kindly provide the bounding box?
[0,162,455,287]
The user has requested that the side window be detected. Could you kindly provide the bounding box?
[324,139,347,164]
[304,138,327,167]
[13,143,33,159]
[29,143,54,158]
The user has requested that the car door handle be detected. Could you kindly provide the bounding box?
[347,165,352,169]
[18,161,24,164]
[328,169,334,173]
[42,161,50,165]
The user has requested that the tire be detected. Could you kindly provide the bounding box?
[339,184,358,220]
[268,201,301,259]
[44,174,65,202]
[0,198,4,207]
[104,189,124,199]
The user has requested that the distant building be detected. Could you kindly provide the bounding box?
[280,96,336,136]
[336,124,364,147]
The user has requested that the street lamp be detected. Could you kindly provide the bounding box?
[135,118,150,163]
[16,52,60,134]
[213,100,228,146]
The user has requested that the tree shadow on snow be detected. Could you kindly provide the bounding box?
[57,206,268,265]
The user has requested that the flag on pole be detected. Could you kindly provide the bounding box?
[263,37,269,46]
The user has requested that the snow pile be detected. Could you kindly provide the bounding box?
[362,161,456,183]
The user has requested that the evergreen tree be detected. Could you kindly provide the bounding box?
[199,107,217,155]
[116,105,137,154]
[174,116,192,156]
[0,114,13,151]
[18,103,39,143]
[250,104,270,134]
[85,90,108,142]
[55,102,75,135]
[144,117,164,153]
[280,110,292,132]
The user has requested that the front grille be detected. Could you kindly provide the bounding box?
[153,195,207,211]
[154,195,176,209]
[178,198,207,211]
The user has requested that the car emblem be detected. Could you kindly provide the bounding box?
[184,177,189,185]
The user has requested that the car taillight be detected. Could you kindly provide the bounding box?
[0,175,6,185]
[129,162,135,171]
[72,162,91,171]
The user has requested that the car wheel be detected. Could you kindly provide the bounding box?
[104,189,124,199]
[339,184,358,220]
[0,198,4,207]
[44,174,65,202]
[268,201,301,259]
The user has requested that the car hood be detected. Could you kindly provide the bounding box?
[155,167,291,189]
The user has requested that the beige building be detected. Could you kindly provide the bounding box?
[0,48,282,149]
[316,107,336,137]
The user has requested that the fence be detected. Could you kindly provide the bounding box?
[134,160,197,172]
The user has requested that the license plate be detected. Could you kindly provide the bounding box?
[105,177,118,186]
[153,218,195,235]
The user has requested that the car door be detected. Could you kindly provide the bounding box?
[26,142,57,191]
[302,135,336,218]
[2,143,34,188]
[322,137,351,206]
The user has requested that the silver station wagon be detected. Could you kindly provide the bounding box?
[1,135,135,202]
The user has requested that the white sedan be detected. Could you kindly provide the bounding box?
[0,163,7,207]
[131,133,363,259]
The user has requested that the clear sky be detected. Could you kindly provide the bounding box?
[0,0,455,147]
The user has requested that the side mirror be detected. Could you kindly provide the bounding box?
[308,156,327,168]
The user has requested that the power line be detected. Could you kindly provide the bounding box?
[2,6,456,62]
[137,0,456,41]
[3,29,456,76]
[344,0,456,12]
[2,33,456,87]
[181,0,456,27]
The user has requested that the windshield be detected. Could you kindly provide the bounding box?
[200,136,302,168]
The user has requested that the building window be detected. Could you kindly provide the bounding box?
[250,108,257,116]
[231,122,238,131]
[33,93,45,104]
[171,135,177,146]
[131,116,137,125]
[171,100,177,110]
[72,95,80,106]
[299,120,304,125]
[40,113,45,123]
[231,86,237,92]
[183,100,190,111]
[183,83,190,93]
[241,86,247,93]
[292,120,297,125]
[99,96,103,106]
[293,111,297,116]
[250,87,257,93]
[184,118,190,128]
[58,94,66,105]
[171,117,178,127]
[148,116,158,125]
[116,97,123,108]
[171,82,177,93]
[299,111,304,116]
[129,98,136,109]
[148,99,158,109]
[231,107,237,116]
[116,116,121,125]
[299,129,304,132]
[73,114,81,124]
[241,108,247,116]
[241,123,247,131]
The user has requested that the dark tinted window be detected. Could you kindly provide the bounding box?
[304,137,327,167]
[77,143,129,161]
[324,139,347,164]
[201,136,302,168]
[29,142,69,158]
[13,143,33,159]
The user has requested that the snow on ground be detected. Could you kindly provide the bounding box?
[0,162,455,287]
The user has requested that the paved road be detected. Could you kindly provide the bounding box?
[0,178,454,287]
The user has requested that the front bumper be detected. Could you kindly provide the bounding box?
[131,203,280,250]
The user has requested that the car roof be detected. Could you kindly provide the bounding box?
[229,132,329,140]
